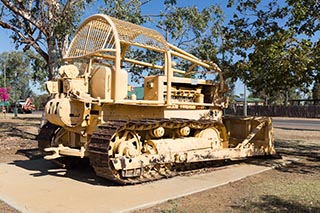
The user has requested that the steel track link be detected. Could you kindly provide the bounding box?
[88,118,221,185]
[37,122,60,154]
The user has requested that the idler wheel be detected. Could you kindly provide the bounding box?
[152,127,165,138]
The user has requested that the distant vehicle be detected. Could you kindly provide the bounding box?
[9,98,35,114]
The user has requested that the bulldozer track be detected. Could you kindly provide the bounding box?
[88,118,222,184]
[37,122,60,153]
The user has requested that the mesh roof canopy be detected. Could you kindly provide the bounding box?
[66,14,169,59]
[110,16,169,51]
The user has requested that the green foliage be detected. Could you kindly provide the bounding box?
[100,1,227,86]
[226,0,319,104]
[0,51,34,101]
[157,3,224,47]
[286,0,320,36]
[0,0,95,79]
[100,0,156,84]
[33,93,49,110]
[312,82,320,100]
[100,0,147,24]
[27,51,48,90]
[125,48,164,84]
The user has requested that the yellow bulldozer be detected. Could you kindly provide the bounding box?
[37,14,276,184]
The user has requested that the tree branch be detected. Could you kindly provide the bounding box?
[0,0,45,34]
[0,19,48,61]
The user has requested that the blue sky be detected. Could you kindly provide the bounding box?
[0,1,246,95]
[0,27,16,53]
[1,1,235,53]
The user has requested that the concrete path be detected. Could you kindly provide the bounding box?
[0,159,271,213]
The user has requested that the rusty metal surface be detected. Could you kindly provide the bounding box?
[87,117,274,185]
[88,118,221,184]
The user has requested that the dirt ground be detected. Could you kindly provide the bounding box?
[0,114,319,213]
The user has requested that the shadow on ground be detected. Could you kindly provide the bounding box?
[232,195,320,212]
[8,127,38,139]
[12,149,243,187]
[275,140,320,161]
[10,157,117,187]
[245,137,320,174]
[0,119,39,140]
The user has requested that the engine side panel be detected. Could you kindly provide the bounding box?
[102,104,221,121]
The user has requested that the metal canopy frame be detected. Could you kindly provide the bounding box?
[65,14,222,103]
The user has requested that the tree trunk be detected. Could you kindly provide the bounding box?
[312,80,320,105]
[47,37,59,80]
[284,90,289,106]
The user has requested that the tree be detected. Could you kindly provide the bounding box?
[33,93,49,110]
[0,51,33,101]
[312,81,320,102]
[100,0,148,25]
[225,0,319,104]
[157,2,223,47]
[1,1,233,93]
[100,1,227,85]
[0,0,94,80]
[286,0,320,37]
[156,1,230,98]
[281,0,320,102]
